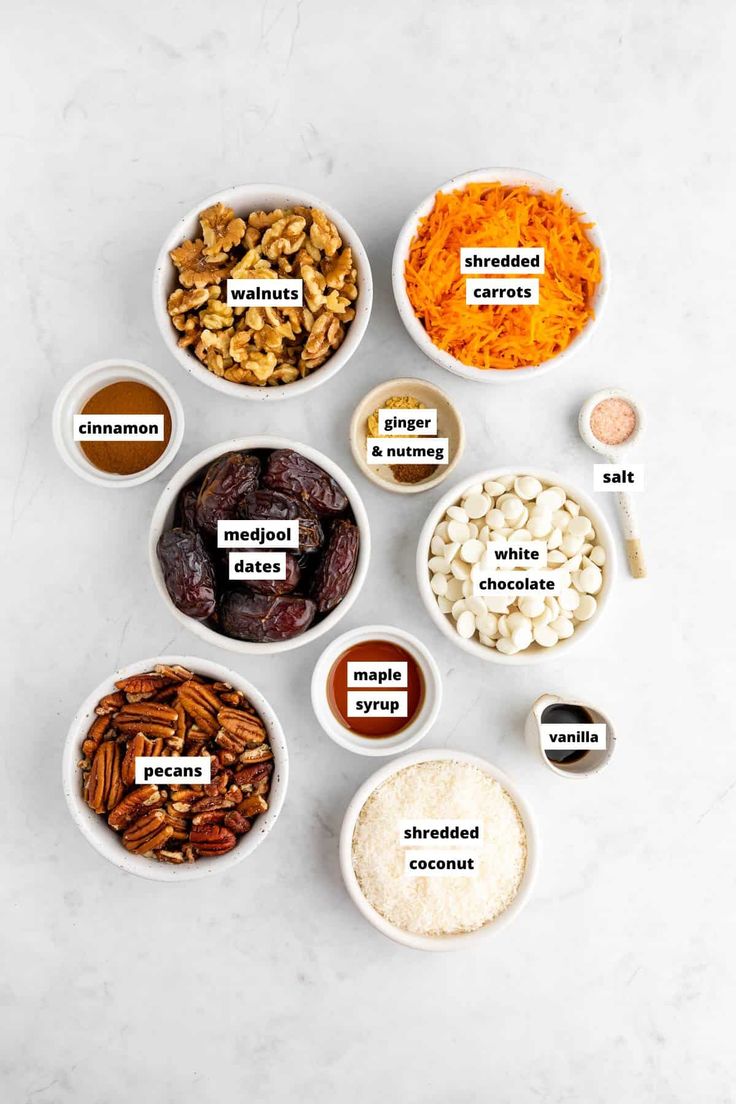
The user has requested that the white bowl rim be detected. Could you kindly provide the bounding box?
[339,747,539,950]
[392,166,609,384]
[348,375,466,495]
[51,358,186,488]
[152,182,373,402]
[416,466,616,665]
[310,623,443,757]
[62,654,288,881]
[149,436,371,654]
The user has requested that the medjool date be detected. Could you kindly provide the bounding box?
[174,481,201,531]
[245,553,301,595]
[240,489,324,553]
[310,520,360,613]
[220,592,317,643]
[195,452,260,535]
[263,449,348,517]
[157,528,217,620]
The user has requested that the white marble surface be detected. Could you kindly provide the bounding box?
[3,1,735,1100]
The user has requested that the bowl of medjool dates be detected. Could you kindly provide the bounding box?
[149,437,371,653]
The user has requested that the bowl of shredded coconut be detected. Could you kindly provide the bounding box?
[340,749,538,950]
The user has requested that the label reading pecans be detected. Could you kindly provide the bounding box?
[134,756,211,784]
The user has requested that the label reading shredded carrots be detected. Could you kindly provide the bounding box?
[405,183,602,371]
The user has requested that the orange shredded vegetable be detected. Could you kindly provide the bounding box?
[405,183,602,371]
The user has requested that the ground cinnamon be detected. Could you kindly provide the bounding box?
[79,380,172,475]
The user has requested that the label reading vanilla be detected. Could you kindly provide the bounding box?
[377,408,438,435]
[540,723,607,751]
[217,520,299,548]
[346,691,408,718]
[226,279,303,307]
[228,552,286,580]
[465,278,539,305]
[593,464,645,492]
[134,756,211,785]
[366,437,449,465]
[73,415,165,441]
[460,247,544,273]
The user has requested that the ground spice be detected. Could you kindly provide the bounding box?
[590,397,636,446]
[79,380,172,475]
[367,395,439,484]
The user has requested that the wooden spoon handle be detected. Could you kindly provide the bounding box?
[625,537,646,578]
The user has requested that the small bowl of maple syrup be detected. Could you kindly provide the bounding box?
[311,624,442,757]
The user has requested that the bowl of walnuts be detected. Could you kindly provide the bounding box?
[153,183,373,401]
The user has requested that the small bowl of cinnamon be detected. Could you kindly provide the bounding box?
[349,377,464,495]
[53,359,185,488]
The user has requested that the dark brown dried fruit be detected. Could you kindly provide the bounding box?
[220,591,317,642]
[240,489,324,553]
[157,528,217,620]
[195,452,260,536]
[246,552,301,595]
[263,449,348,517]
[174,481,201,530]
[310,519,360,613]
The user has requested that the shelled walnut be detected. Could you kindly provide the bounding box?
[79,665,274,863]
[167,202,358,388]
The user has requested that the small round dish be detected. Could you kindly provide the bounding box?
[62,655,288,881]
[416,467,615,665]
[149,436,371,655]
[349,377,465,494]
[311,624,442,756]
[578,387,644,457]
[392,167,608,383]
[153,183,373,402]
[52,359,185,488]
[339,748,538,950]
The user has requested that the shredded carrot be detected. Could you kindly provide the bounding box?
[405,183,602,371]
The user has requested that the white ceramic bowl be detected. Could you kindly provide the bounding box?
[52,359,185,488]
[392,167,608,383]
[153,183,373,401]
[149,436,371,654]
[311,624,442,756]
[339,748,538,950]
[417,467,615,665]
[63,655,288,881]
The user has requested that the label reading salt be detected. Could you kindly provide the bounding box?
[485,541,548,569]
[347,661,408,688]
[398,819,483,847]
[217,520,299,548]
[460,247,545,274]
[134,756,211,785]
[594,464,645,492]
[346,691,408,719]
[228,552,286,580]
[73,414,164,441]
[403,849,479,877]
[540,723,607,751]
[377,408,438,436]
[226,279,303,307]
[366,437,449,465]
[465,278,539,305]
[472,569,564,596]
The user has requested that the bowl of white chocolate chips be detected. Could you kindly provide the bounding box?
[417,469,615,663]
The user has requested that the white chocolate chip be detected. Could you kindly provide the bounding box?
[430,573,448,596]
[559,587,581,612]
[460,539,484,564]
[447,520,471,543]
[456,610,476,639]
[590,545,606,566]
[578,564,603,594]
[483,480,506,497]
[514,475,543,501]
[549,616,574,639]
[575,595,597,621]
[536,488,565,512]
[496,637,520,655]
[486,509,506,531]
[533,623,559,647]
[447,505,468,523]
[568,515,592,539]
[519,595,546,618]
[464,493,490,518]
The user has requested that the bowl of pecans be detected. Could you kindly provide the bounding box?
[63,656,288,881]
[153,184,373,400]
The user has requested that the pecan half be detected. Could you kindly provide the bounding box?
[189,824,237,856]
[95,691,125,716]
[108,785,165,831]
[114,701,178,740]
[82,715,110,759]
[216,708,266,753]
[177,681,222,737]
[115,673,175,697]
[122,810,173,854]
[84,740,124,813]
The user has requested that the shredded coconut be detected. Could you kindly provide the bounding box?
[352,761,527,936]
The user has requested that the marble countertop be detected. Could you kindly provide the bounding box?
[3,1,734,1100]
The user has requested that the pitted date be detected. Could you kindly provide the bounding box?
[240,489,324,553]
[220,591,317,642]
[246,553,301,595]
[196,452,260,535]
[174,481,201,531]
[157,528,217,620]
[263,449,348,517]
[310,520,360,613]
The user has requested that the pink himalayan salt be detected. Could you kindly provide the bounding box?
[590,397,637,446]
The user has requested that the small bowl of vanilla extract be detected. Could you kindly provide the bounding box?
[311,625,442,756]
[525,693,616,778]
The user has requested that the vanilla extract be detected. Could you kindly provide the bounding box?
[541,702,593,764]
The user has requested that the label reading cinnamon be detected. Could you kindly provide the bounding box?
[73,414,165,441]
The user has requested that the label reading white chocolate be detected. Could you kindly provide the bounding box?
[228,552,286,580]
[465,278,539,305]
[377,408,438,436]
[541,724,607,751]
[366,438,449,465]
[226,279,303,307]
[134,756,211,785]
[484,541,548,568]
[217,520,299,548]
[347,662,408,687]
[472,569,564,596]
[346,691,408,718]
[73,414,164,441]
[403,849,478,877]
[593,464,645,492]
[460,247,544,273]
[398,819,483,846]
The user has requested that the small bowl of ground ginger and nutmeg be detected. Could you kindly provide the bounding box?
[349,377,465,495]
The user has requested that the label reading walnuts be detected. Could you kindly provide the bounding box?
[226,279,303,307]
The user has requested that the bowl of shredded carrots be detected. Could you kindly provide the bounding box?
[393,168,607,381]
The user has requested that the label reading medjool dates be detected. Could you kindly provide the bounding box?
[217,520,299,548]
[228,552,287,581]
